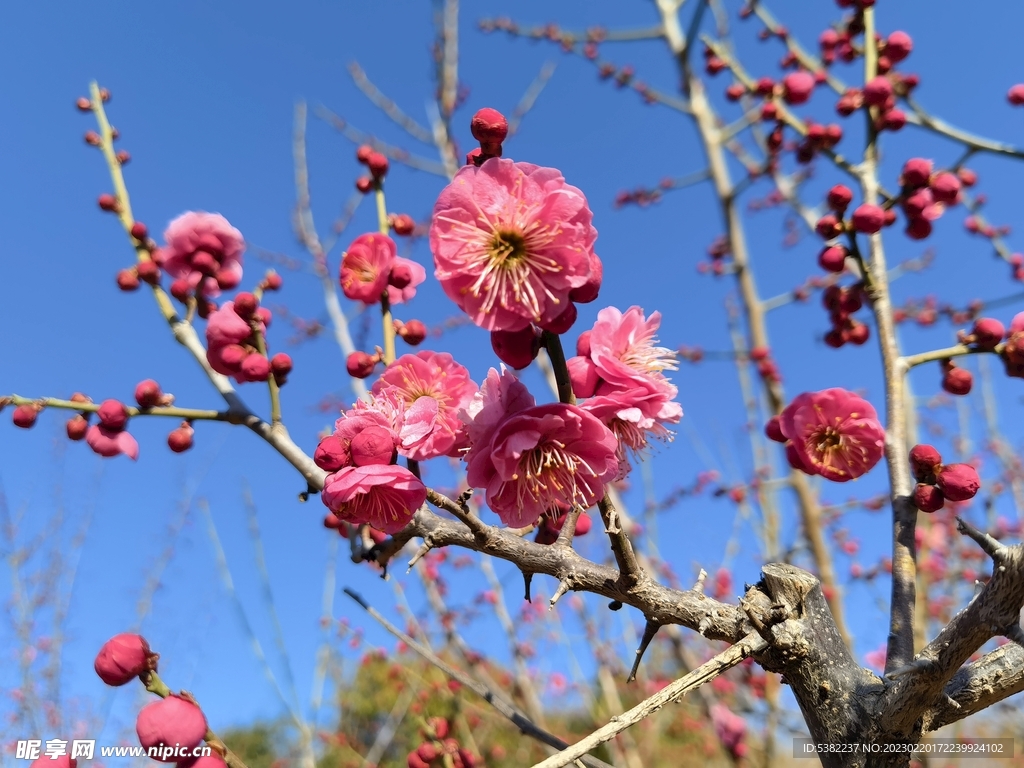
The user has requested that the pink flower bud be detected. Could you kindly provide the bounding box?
[397,319,427,346]
[575,512,593,536]
[490,326,542,370]
[233,292,258,318]
[904,217,932,241]
[346,351,378,379]
[13,404,40,428]
[941,364,972,395]
[366,152,389,179]
[851,204,885,234]
[263,272,283,291]
[725,83,746,101]
[355,176,373,194]
[94,633,156,686]
[255,307,272,327]
[764,415,786,443]
[913,483,944,513]
[880,108,906,132]
[826,184,853,211]
[350,426,397,467]
[845,322,869,345]
[136,260,160,285]
[901,158,932,188]
[168,423,194,453]
[97,399,129,430]
[240,353,271,382]
[117,268,140,291]
[863,76,893,106]
[427,717,450,739]
[883,31,913,62]
[541,303,578,334]
[66,415,88,441]
[781,71,815,105]
[136,695,208,761]
[936,463,981,502]
[315,435,351,472]
[30,755,76,768]
[470,107,509,146]
[135,379,163,409]
[567,356,599,398]
[76,96,92,111]
[356,144,374,163]
[215,269,241,290]
[98,193,119,212]
[1007,84,1024,106]
[220,344,248,370]
[929,172,961,205]
[130,221,148,240]
[818,244,848,273]
[408,752,430,768]
[971,317,1004,349]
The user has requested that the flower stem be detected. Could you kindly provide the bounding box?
[541,331,575,405]
[902,344,999,370]
[251,324,282,425]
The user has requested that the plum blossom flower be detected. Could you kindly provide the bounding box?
[710,704,748,760]
[465,402,619,528]
[461,367,535,467]
[340,232,396,304]
[372,351,477,460]
[321,464,426,535]
[161,212,245,297]
[430,158,598,331]
[779,388,885,482]
[569,307,681,470]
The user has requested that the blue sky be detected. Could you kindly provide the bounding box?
[2,0,1024,751]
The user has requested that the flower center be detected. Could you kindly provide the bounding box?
[488,230,527,267]
[512,442,595,509]
[814,427,842,452]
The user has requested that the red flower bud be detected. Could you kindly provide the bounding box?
[541,303,578,335]
[215,269,241,290]
[884,31,913,62]
[936,463,981,502]
[470,107,509,146]
[130,221,149,240]
[491,326,542,370]
[764,415,786,443]
[815,214,843,239]
[263,272,283,291]
[241,353,271,382]
[66,415,88,441]
[941,363,972,395]
[255,307,272,327]
[851,204,885,234]
[845,321,870,345]
[900,158,932,188]
[347,351,378,379]
[958,168,978,187]
[136,260,160,285]
[913,483,944,513]
[76,96,92,111]
[904,217,932,241]
[781,71,815,105]
[725,83,746,101]
[391,214,416,236]
[880,108,906,132]
[397,319,427,346]
[827,184,853,211]
[94,633,156,686]
[1007,84,1024,106]
[929,172,961,205]
[863,76,893,106]
[389,261,414,289]
[350,426,397,467]
[170,279,191,303]
[13,404,40,429]
[366,152,389,179]
[135,695,208,760]
[818,244,848,273]
[427,717,450,739]
[97,399,129,430]
[98,193,119,212]
[167,423,194,453]
[971,318,1004,349]
[355,176,373,194]
[117,268,140,291]
[135,379,163,409]
[271,353,293,377]
[233,292,258,318]
[356,144,374,163]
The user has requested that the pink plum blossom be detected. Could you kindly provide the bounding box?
[161,212,245,298]
[86,400,138,459]
[430,158,598,331]
[779,388,885,482]
[136,695,208,762]
[710,704,748,760]
[204,301,267,383]
[321,464,427,534]
[466,403,619,528]
[461,366,536,470]
[372,351,477,460]
[340,232,396,304]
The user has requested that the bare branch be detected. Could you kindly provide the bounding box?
[347,62,435,144]
[314,105,448,176]
[508,61,558,136]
